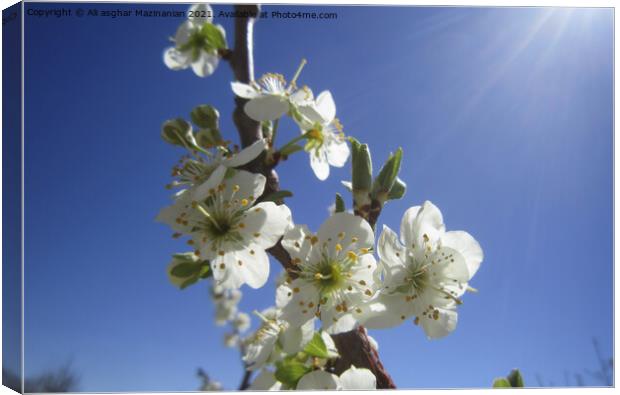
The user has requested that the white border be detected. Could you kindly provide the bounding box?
[0,1,616,395]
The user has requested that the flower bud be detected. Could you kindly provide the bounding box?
[161,118,196,148]
[371,147,403,199]
[191,104,219,130]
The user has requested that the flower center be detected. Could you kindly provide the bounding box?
[313,260,343,295]
[305,128,325,154]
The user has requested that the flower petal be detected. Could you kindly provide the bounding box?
[231,81,259,99]
[226,169,266,206]
[323,313,357,335]
[378,225,407,268]
[276,280,318,326]
[419,306,458,339]
[441,230,483,278]
[174,20,194,46]
[400,201,445,248]
[339,366,376,389]
[191,51,219,78]
[359,295,414,329]
[280,318,315,355]
[244,95,289,121]
[163,47,191,70]
[325,138,350,168]
[310,149,330,181]
[240,202,292,249]
[249,369,282,391]
[314,90,336,123]
[188,3,213,25]
[192,165,227,201]
[296,370,340,390]
[281,224,315,264]
[223,139,268,168]
[211,243,270,289]
[316,212,374,254]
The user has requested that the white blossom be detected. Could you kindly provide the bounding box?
[157,169,292,290]
[249,369,282,391]
[231,73,310,122]
[224,332,239,348]
[361,201,483,339]
[233,312,251,333]
[163,4,225,77]
[295,91,350,180]
[242,307,315,371]
[276,213,379,333]
[168,139,268,191]
[296,365,376,390]
[211,285,242,325]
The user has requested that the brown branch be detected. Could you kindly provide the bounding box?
[226,4,396,389]
[329,327,396,389]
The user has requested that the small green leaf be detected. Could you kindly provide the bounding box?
[387,177,407,200]
[260,190,293,203]
[201,23,227,52]
[335,193,345,213]
[372,147,403,197]
[170,262,201,278]
[179,276,199,290]
[198,265,211,279]
[507,369,524,388]
[280,144,304,157]
[492,378,512,388]
[274,359,311,389]
[350,137,373,192]
[191,105,219,130]
[303,332,329,358]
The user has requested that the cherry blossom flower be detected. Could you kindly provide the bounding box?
[157,169,292,290]
[361,201,483,339]
[296,91,350,180]
[231,73,296,121]
[296,365,377,390]
[168,139,267,191]
[242,307,315,371]
[276,213,378,333]
[163,4,226,77]
[249,369,282,391]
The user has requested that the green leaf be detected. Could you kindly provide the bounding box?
[507,369,524,388]
[170,262,201,278]
[387,177,407,200]
[274,359,311,389]
[492,378,512,388]
[191,105,219,130]
[372,147,403,197]
[350,137,373,192]
[198,264,211,279]
[179,276,199,290]
[280,144,304,157]
[303,332,329,358]
[260,190,293,203]
[335,193,345,213]
[201,23,227,52]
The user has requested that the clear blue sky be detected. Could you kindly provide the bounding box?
[21,3,612,391]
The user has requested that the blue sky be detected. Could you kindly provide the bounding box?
[20,3,612,391]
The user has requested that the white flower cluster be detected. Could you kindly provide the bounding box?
[163,4,226,77]
[232,71,350,181]
[157,140,292,290]
[159,5,484,390]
